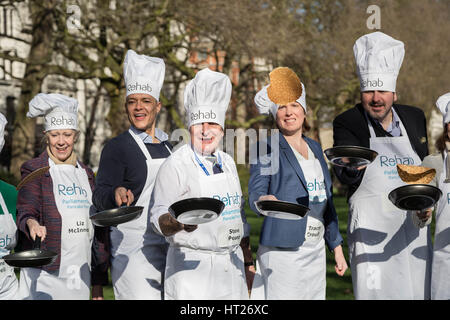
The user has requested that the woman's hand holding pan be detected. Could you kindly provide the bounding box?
[26,219,47,242]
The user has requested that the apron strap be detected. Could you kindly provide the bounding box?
[128,128,172,161]
[193,150,223,176]
[367,109,407,139]
[0,192,10,216]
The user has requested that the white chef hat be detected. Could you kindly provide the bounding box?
[254,67,307,118]
[27,93,78,131]
[123,49,165,100]
[353,31,405,92]
[184,68,231,129]
[436,92,450,125]
[0,113,7,153]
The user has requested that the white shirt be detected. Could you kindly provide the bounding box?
[289,143,315,162]
[149,144,250,238]
[129,126,169,144]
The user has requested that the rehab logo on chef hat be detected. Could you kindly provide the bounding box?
[27,93,78,131]
[184,68,231,129]
[353,32,404,92]
[123,49,165,101]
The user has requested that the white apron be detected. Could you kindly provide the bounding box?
[251,152,327,300]
[164,152,248,300]
[431,152,450,300]
[19,159,94,300]
[110,129,170,300]
[0,192,19,300]
[348,119,431,300]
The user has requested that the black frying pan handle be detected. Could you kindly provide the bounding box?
[33,235,41,250]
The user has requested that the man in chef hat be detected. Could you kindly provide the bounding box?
[92,49,172,300]
[332,31,432,299]
[149,67,254,300]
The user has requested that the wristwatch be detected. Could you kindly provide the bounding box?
[244,261,254,267]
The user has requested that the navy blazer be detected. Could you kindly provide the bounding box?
[249,132,343,250]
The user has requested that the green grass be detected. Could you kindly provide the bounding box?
[324,196,354,300]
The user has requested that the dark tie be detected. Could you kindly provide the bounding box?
[206,154,223,174]
[212,163,223,174]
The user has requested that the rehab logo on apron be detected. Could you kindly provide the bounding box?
[379,154,415,181]
[57,182,90,211]
[212,191,243,247]
[212,191,241,222]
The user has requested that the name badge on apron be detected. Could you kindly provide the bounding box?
[217,223,243,248]
[300,157,327,245]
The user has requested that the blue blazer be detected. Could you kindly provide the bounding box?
[249,132,343,250]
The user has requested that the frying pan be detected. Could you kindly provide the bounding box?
[16,166,50,190]
[324,146,378,168]
[254,200,309,220]
[388,184,442,211]
[168,197,224,225]
[90,206,144,227]
[3,236,58,268]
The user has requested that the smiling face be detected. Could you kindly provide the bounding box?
[189,122,224,155]
[361,90,397,123]
[125,93,161,135]
[47,129,78,162]
[275,101,306,136]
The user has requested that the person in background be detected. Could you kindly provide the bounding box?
[332,31,432,299]
[248,67,347,300]
[16,93,109,300]
[150,68,254,300]
[0,113,19,300]
[421,92,450,300]
[92,50,171,300]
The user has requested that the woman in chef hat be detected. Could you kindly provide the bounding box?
[421,92,450,300]
[16,93,109,300]
[0,113,20,300]
[248,67,347,300]
[149,68,254,300]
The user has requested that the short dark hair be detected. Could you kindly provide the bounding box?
[435,125,449,152]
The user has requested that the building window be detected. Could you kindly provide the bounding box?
[0,6,13,36]
[0,6,14,81]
